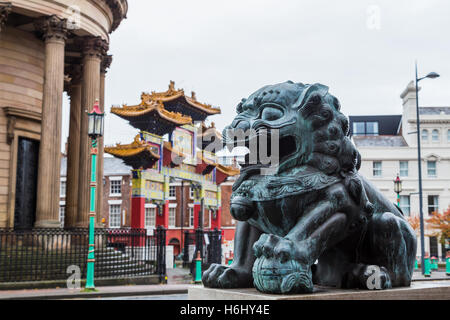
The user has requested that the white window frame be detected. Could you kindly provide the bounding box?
[169,185,176,199]
[168,203,177,227]
[399,195,410,216]
[109,176,122,196]
[188,204,194,228]
[189,187,195,199]
[144,204,156,229]
[431,129,439,142]
[109,203,121,228]
[399,161,408,177]
[427,160,437,177]
[427,195,439,215]
[421,129,428,141]
[373,161,382,177]
[365,121,379,136]
[352,122,365,136]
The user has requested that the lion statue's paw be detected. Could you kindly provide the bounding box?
[253,233,298,262]
[202,263,253,289]
[252,233,313,294]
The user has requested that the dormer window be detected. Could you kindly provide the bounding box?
[353,121,379,136]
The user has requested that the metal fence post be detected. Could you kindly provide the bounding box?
[215,228,222,264]
[183,230,190,268]
[156,226,166,283]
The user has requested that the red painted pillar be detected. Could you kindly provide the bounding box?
[131,196,146,247]
[193,203,201,230]
[131,197,145,229]
[156,200,169,229]
[211,207,221,230]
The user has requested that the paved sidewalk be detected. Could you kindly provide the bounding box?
[412,271,449,281]
[0,271,446,300]
[167,267,192,284]
[0,284,195,300]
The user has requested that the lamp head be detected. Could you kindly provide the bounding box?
[393,174,402,194]
[425,72,440,79]
[88,99,104,138]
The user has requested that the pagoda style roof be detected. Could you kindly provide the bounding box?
[197,122,223,150]
[111,100,192,136]
[105,135,160,170]
[141,81,221,122]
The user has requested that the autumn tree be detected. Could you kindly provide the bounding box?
[407,216,421,233]
[426,207,450,247]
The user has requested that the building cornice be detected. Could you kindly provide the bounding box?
[102,0,128,32]
[3,106,41,144]
[408,119,450,124]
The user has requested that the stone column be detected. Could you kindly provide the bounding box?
[34,16,68,228]
[96,55,112,226]
[76,36,108,227]
[64,64,82,228]
[0,2,12,32]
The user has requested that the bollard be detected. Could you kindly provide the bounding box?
[194,251,202,284]
[446,253,450,276]
[424,254,431,277]
[430,256,438,270]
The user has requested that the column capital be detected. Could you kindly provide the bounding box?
[79,36,109,60]
[101,54,113,74]
[0,2,12,32]
[34,15,69,42]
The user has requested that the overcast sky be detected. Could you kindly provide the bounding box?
[62,0,450,152]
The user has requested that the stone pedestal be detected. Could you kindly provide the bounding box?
[188,281,450,300]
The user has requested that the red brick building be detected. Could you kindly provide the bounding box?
[60,155,237,257]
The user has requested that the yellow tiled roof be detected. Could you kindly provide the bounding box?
[105,135,160,159]
[110,101,192,125]
[140,81,221,115]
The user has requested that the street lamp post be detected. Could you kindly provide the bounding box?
[414,62,439,275]
[393,174,402,207]
[85,100,105,291]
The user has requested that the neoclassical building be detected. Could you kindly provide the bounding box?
[349,81,450,260]
[0,1,128,229]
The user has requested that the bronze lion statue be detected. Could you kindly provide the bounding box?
[202,81,417,294]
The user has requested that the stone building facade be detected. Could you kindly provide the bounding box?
[350,81,450,260]
[0,0,128,229]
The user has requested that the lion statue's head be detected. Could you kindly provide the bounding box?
[223,81,361,178]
